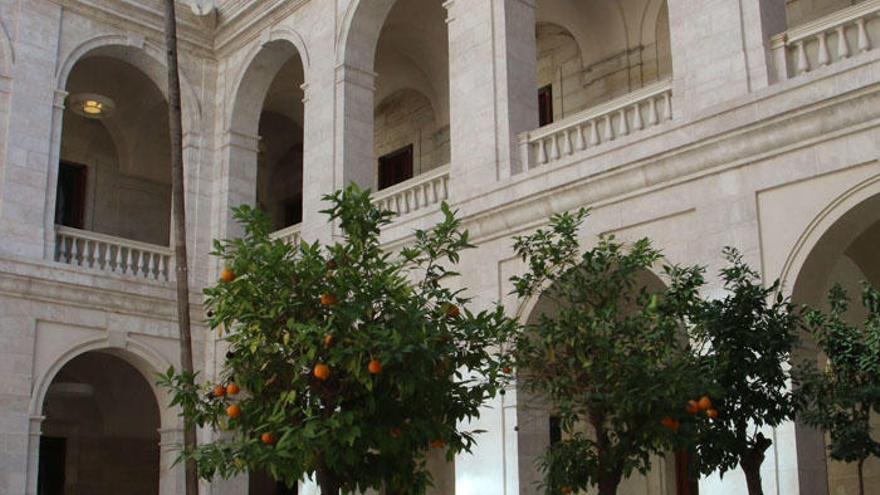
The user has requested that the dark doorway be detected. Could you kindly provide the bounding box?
[38,436,66,495]
[378,144,414,190]
[538,85,554,127]
[55,162,87,229]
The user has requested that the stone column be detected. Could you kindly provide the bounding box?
[24,416,44,495]
[666,0,786,117]
[212,130,260,254]
[444,0,537,195]
[0,1,62,259]
[333,63,377,190]
[159,427,186,495]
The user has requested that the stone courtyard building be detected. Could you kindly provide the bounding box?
[0,0,877,493]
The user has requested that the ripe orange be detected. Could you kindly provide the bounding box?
[698,396,712,411]
[561,488,573,495]
[212,384,226,398]
[706,408,719,419]
[260,432,275,445]
[319,294,338,306]
[445,303,460,319]
[660,417,680,431]
[219,267,235,283]
[323,334,334,348]
[503,367,512,374]
[226,383,240,396]
[390,427,402,439]
[430,439,445,449]
[686,400,700,415]
[368,359,382,374]
[226,404,241,419]
[314,363,331,381]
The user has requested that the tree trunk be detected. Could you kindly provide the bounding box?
[162,2,197,495]
[857,457,865,495]
[316,461,342,494]
[597,469,622,495]
[740,433,773,495]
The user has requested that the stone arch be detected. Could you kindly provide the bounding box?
[781,174,880,495]
[338,0,399,72]
[513,264,686,494]
[227,30,310,135]
[55,34,201,131]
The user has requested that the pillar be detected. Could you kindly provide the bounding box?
[445,0,537,193]
[666,0,786,117]
[159,427,186,495]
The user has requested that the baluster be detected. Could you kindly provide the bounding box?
[604,114,615,141]
[837,25,850,59]
[618,108,629,136]
[55,234,65,262]
[96,242,106,270]
[548,135,560,161]
[87,240,97,268]
[167,255,175,282]
[664,91,673,120]
[856,17,870,53]
[574,124,586,151]
[562,129,573,155]
[647,96,659,126]
[441,175,449,200]
[72,238,82,266]
[128,248,138,275]
[405,189,413,214]
[160,255,169,281]
[537,140,547,165]
[152,253,161,280]
[632,102,644,131]
[796,40,809,74]
[589,120,601,147]
[817,31,830,66]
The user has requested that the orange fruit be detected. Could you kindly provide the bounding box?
[390,427,402,439]
[706,408,719,419]
[660,417,680,431]
[226,383,240,396]
[314,363,331,381]
[445,304,460,319]
[212,384,226,398]
[698,396,712,411]
[219,267,235,283]
[226,404,241,419]
[561,488,572,495]
[686,400,700,415]
[368,359,382,374]
[261,432,275,445]
[430,439,445,449]
[323,334,334,348]
[320,294,337,306]
[503,367,512,374]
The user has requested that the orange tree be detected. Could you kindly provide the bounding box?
[509,209,705,495]
[159,186,515,493]
[687,248,800,495]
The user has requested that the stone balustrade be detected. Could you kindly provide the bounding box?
[518,79,673,172]
[269,222,302,246]
[54,225,174,282]
[373,164,450,217]
[771,0,879,80]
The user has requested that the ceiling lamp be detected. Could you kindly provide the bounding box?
[68,93,116,119]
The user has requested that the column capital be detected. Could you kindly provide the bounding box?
[221,129,261,153]
[334,63,376,92]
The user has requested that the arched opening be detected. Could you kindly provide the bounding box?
[517,269,696,495]
[57,55,171,246]
[534,0,671,126]
[231,40,305,232]
[791,192,880,495]
[372,0,450,191]
[785,0,870,27]
[38,351,161,494]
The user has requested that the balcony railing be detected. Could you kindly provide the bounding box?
[270,223,302,246]
[54,225,174,282]
[771,0,879,80]
[373,164,450,217]
[518,79,673,172]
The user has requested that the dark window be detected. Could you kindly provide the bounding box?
[538,84,554,127]
[378,144,414,190]
[283,194,303,228]
[55,162,87,229]
[38,436,66,495]
[549,415,562,446]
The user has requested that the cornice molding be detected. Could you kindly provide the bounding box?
[212,0,309,56]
